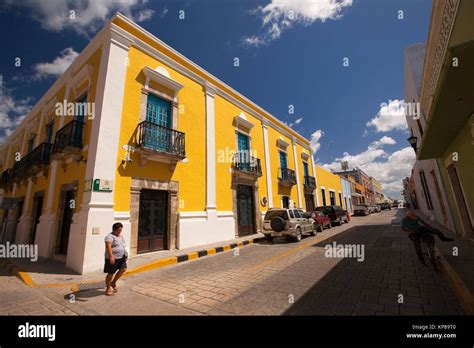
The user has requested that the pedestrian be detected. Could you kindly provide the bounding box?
[401,210,453,264]
[104,222,128,296]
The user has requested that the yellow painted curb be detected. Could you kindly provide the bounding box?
[436,246,474,315]
[17,271,36,288]
[206,248,216,255]
[187,252,199,260]
[125,257,177,276]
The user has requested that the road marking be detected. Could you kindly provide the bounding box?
[249,227,349,272]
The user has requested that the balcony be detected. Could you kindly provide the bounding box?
[417,1,473,160]
[278,167,296,186]
[135,121,186,166]
[304,175,316,189]
[52,120,85,161]
[12,143,52,182]
[232,152,262,177]
[0,169,13,190]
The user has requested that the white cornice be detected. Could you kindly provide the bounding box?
[142,66,184,94]
[234,113,254,130]
[204,81,217,97]
[70,64,94,95]
[277,137,290,149]
[301,151,310,160]
[110,26,134,50]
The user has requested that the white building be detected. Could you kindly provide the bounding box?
[404,43,455,229]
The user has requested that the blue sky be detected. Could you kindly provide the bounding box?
[0,0,432,198]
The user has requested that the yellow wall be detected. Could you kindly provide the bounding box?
[214,96,267,211]
[0,47,103,219]
[113,46,313,214]
[315,166,344,207]
[113,46,206,212]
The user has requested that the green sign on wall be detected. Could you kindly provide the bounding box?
[92,179,113,192]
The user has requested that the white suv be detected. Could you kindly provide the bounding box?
[262,208,316,242]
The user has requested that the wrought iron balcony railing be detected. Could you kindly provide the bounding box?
[232,152,262,176]
[52,120,85,157]
[0,168,13,189]
[137,121,185,158]
[12,143,52,180]
[304,175,316,189]
[278,167,297,185]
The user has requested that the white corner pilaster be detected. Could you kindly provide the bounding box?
[204,82,217,218]
[66,28,133,274]
[310,152,319,207]
[262,120,274,208]
[292,138,302,208]
[15,179,33,244]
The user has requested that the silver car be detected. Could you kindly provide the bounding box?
[262,208,316,242]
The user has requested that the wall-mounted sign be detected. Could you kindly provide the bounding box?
[84,180,92,192]
[261,196,268,207]
[93,179,113,192]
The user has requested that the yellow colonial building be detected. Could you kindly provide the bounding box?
[315,166,345,209]
[0,13,318,273]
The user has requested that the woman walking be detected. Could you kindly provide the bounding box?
[104,222,128,296]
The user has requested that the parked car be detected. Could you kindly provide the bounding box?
[391,202,398,208]
[367,205,378,214]
[311,211,332,231]
[374,204,382,213]
[353,205,369,216]
[380,203,391,210]
[262,208,316,242]
[315,205,349,226]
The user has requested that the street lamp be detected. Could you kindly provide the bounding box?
[407,135,418,153]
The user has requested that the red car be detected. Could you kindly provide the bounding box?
[311,211,332,231]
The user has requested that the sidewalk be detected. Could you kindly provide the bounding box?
[414,209,474,313]
[0,233,263,290]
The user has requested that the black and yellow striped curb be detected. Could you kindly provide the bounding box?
[0,238,261,291]
[69,239,259,292]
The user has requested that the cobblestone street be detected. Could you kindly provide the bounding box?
[0,209,465,316]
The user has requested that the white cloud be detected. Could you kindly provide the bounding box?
[366,99,407,133]
[320,136,415,199]
[243,0,353,47]
[0,75,34,143]
[1,0,154,35]
[137,9,154,22]
[33,48,79,79]
[310,129,324,153]
[372,135,396,147]
[283,116,304,128]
